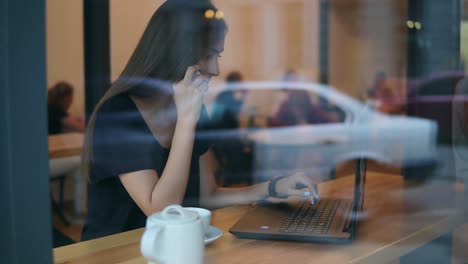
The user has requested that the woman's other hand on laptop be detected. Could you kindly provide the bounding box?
[274,172,320,204]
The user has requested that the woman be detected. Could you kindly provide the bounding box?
[47,81,85,134]
[81,0,318,241]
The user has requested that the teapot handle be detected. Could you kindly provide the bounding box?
[141,226,165,263]
[162,204,185,218]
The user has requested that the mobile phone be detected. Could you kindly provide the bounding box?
[192,70,201,81]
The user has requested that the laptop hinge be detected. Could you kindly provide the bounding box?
[342,206,354,232]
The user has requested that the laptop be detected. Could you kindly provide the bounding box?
[229,159,367,243]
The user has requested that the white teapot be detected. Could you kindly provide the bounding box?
[140,205,205,264]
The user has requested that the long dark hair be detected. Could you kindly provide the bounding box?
[82,0,227,182]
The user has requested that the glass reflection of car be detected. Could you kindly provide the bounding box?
[198,82,438,184]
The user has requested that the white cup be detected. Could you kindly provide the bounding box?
[141,205,204,264]
[185,207,211,234]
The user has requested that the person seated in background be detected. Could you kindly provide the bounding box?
[48,82,86,218]
[270,89,334,127]
[367,71,406,115]
[281,69,301,83]
[270,69,339,127]
[48,81,85,134]
[210,71,246,129]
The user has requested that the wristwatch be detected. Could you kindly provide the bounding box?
[268,176,288,199]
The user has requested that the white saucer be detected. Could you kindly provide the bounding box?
[204,226,223,244]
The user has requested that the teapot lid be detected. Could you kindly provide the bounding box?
[153,205,198,224]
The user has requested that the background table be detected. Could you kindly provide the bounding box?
[49,133,84,159]
[53,171,467,264]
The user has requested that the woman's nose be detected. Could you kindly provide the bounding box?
[207,61,220,77]
[210,69,220,77]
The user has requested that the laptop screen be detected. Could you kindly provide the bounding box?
[350,158,367,238]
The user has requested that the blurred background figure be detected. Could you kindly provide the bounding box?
[210,71,246,129]
[281,68,301,83]
[367,71,406,115]
[271,69,336,127]
[227,71,243,83]
[48,81,85,237]
[367,71,387,100]
[271,89,331,127]
[48,81,85,134]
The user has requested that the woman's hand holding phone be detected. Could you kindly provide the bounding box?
[173,65,208,126]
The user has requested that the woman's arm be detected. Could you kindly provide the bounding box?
[199,149,318,209]
[119,121,197,216]
[63,115,85,132]
[119,66,208,216]
[199,149,268,208]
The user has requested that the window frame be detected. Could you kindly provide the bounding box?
[0,0,53,263]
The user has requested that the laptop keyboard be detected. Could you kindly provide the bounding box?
[279,199,341,234]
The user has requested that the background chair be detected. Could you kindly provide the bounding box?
[49,155,82,226]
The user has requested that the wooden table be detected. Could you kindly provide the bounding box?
[48,133,84,158]
[53,172,467,264]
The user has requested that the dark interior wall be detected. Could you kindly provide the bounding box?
[407,0,461,78]
[404,0,461,181]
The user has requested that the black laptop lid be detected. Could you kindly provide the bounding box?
[349,158,367,239]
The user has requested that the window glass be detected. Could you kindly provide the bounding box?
[44,2,467,263]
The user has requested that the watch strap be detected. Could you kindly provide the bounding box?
[268,176,288,199]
